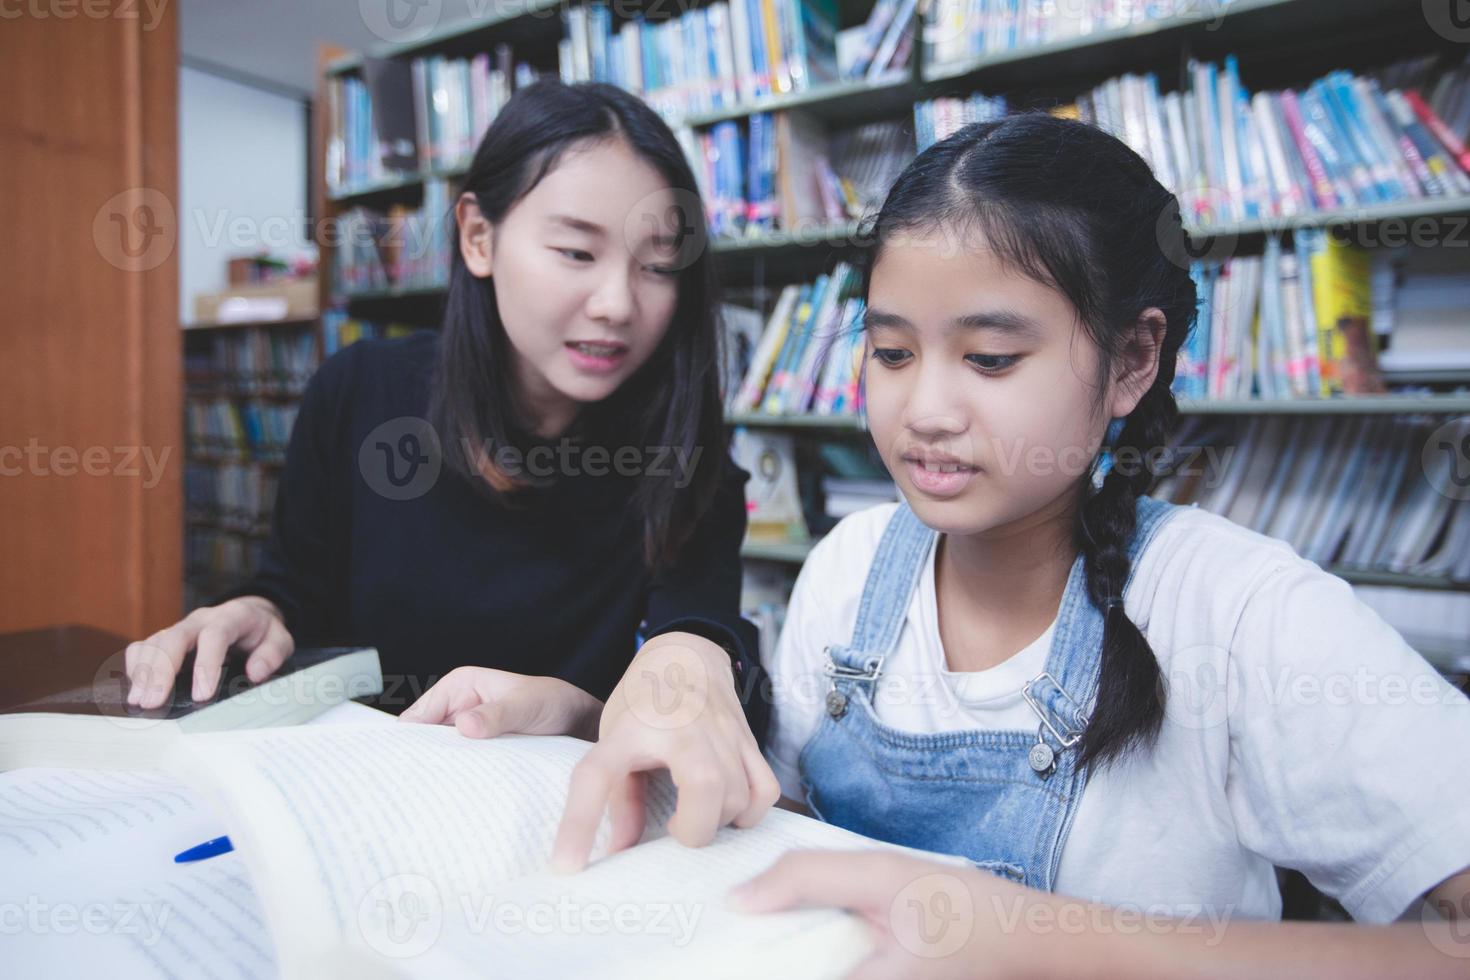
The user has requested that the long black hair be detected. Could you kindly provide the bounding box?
[429,80,727,569]
[861,112,1198,768]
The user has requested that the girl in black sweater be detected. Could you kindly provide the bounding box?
[125,82,780,835]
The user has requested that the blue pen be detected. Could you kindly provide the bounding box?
[174,836,234,863]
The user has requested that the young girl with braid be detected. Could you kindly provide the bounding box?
[547,113,1470,976]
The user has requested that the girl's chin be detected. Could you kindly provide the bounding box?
[550,372,625,406]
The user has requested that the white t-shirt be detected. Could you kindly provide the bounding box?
[764,501,1470,922]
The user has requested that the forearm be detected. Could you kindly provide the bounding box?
[1009,892,1464,980]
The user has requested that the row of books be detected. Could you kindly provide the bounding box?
[728,264,867,415]
[325,72,399,195]
[914,91,1009,149]
[558,0,841,121]
[332,179,452,296]
[838,0,919,82]
[186,400,299,462]
[185,462,279,536]
[325,54,542,194]
[183,327,318,398]
[683,114,913,238]
[1156,414,1470,582]
[1177,230,1386,402]
[1077,57,1470,228]
[408,50,540,174]
[923,0,1241,68]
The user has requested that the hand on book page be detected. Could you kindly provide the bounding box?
[399,666,603,742]
[551,633,781,874]
[162,724,890,977]
[2,766,276,979]
[731,848,1035,980]
[394,809,882,980]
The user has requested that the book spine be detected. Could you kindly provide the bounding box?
[1403,88,1470,174]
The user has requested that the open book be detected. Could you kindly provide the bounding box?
[162,723,879,979]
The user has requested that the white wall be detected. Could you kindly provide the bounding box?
[178,65,313,323]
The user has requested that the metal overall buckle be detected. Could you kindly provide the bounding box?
[1022,671,1086,774]
[821,646,883,720]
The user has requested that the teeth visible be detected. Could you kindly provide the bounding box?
[919,461,964,473]
[573,342,622,356]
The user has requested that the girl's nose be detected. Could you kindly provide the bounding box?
[586,266,635,325]
[903,365,969,436]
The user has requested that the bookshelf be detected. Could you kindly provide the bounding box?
[181,316,321,608]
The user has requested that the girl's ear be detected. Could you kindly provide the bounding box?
[1108,307,1167,418]
[456,191,495,278]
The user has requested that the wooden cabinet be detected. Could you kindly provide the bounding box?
[0,2,182,634]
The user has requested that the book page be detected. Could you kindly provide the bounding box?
[167,724,665,973]
[1,766,276,979]
[419,807,878,980]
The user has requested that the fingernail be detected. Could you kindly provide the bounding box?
[125,687,138,706]
[246,662,264,682]
[456,714,486,738]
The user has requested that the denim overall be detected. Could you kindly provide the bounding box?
[797,496,1181,888]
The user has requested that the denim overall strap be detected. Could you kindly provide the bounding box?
[825,503,937,679]
[1014,494,1183,884]
[1025,494,1181,761]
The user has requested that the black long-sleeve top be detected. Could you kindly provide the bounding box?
[218,332,767,740]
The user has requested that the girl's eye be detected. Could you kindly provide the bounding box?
[643,263,679,278]
[556,248,594,262]
[966,353,1019,372]
[870,348,911,367]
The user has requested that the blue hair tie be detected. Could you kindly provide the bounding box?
[1094,417,1126,484]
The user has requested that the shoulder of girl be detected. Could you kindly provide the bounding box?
[1138,504,1316,610]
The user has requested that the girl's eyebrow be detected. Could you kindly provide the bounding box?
[864,307,1042,338]
[548,214,606,237]
[553,212,681,255]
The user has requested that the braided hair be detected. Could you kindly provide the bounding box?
[860,113,1198,768]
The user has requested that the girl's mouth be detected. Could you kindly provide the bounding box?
[565,340,629,373]
[902,456,978,498]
